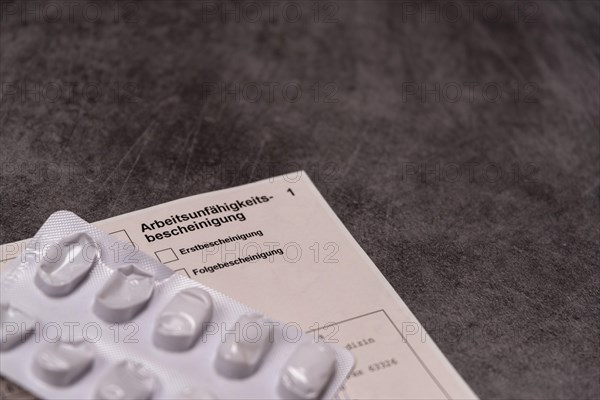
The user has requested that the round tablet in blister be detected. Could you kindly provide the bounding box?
[35,232,98,297]
[95,360,157,400]
[153,287,213,352]
[278,342,337,399]
[32,339,95,386]
[215,313,274,379]
[0,303,36,351]
[93,265,154,323]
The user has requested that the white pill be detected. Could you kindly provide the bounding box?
[278,342,337,399]
[35,232,98,297]
[0,303,36,351]
[179,387,218,399]
[93,265,154,323]
[33,339,95,386]
[153,287,213,352]
[95,360,156,400]
[215,313,274,379]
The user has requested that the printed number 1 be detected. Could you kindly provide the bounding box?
[287,188,295,196]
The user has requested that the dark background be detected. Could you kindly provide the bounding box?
[1,1,599,399]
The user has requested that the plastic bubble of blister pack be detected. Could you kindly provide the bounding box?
[0,211,354,399]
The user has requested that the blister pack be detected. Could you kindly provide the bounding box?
[0,211,354,399]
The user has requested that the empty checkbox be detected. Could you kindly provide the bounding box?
[155,248,179,264]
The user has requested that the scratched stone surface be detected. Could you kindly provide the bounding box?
[0,1,599,399]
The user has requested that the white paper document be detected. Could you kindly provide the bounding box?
[1,172,477,399]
